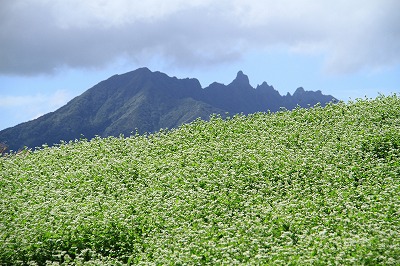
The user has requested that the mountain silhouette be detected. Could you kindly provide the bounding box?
[0,67,337,151]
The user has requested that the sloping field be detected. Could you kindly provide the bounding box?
[1,95,399,265]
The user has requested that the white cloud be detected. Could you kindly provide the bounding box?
[0,0,398,75]
[0,90,70,107]
[0,90,72,123]
[48,89,72,108]
[50,0,216,28]
[0,95,41,107]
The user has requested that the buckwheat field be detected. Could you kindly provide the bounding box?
[1,95,399,265]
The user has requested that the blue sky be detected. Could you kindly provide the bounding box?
[1,0,399,131]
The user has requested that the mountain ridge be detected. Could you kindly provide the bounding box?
[0,67,337,151]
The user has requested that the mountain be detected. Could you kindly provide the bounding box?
[0,67,337,151]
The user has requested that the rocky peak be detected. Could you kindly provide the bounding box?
[293,87,306,96]
[230,71,251,88]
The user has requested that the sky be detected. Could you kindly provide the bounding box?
[1,0,399,131]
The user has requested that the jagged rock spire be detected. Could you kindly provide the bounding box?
[230,71,250,87]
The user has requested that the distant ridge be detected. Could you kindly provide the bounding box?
[0,67,337,151]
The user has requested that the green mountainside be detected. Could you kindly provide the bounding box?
[1,95,399,265]
[0,68,336,152]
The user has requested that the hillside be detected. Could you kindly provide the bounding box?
[0,67,336,152]
[1,95,399,265]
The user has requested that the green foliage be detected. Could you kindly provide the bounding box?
[1,95,399,265]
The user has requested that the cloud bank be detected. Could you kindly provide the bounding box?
[1,0,399,75]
